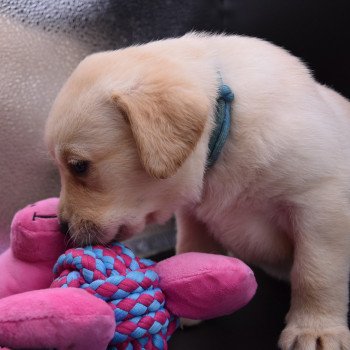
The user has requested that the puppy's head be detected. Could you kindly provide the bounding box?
[45,49,214,245]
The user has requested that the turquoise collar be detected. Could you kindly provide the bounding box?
[207,83,234,168]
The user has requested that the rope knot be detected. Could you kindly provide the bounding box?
[219,84,234,102]
[51,242,178,349]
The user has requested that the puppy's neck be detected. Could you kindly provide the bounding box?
[179,68,234,207]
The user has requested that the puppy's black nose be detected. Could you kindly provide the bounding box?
[59,220,70,235]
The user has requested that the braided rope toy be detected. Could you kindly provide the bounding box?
[0,198,257,350]
[51,243,178,349]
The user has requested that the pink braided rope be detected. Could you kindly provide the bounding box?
[51,242,179,349]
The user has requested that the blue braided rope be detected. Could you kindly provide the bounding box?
[52,242,179,350]
[207,83,234,168]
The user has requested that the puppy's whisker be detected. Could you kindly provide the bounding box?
[64,221,79,248]
[87,231,91,247]
[64,230,74,249]
[65,236,73,249]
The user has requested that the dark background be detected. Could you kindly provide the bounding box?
[4,0,350,99]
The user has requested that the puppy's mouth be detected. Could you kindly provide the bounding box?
[114,224,135,241]
[112,211,160,241]
[67,211,163,247]
[65,220,104,247]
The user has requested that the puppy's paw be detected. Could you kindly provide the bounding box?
[180,317,202,328]
[279,324,350,350]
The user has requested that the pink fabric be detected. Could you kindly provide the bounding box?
[10,197,65,262]
[155,252,257,319]
[0,198,66,298]
[0,288,115,350]
[0,249,58,298]
[0,197,257,349]
[0,199,117,350]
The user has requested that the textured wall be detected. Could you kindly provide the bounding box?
[0,0,207,250]
[0,17,88,249]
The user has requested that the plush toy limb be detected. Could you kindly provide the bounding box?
[10,197,64,262]
[176,210,229,326]
[0,288,116,350]
[0,249,60,298]
[155,252,257,320]
[0,198,66,298]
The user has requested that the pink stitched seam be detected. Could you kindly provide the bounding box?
[161,265,243,284]
[0,314,109,323]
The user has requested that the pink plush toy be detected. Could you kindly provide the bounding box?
[0,198,257,350]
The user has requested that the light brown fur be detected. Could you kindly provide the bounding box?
[46,33,350,349]
[112,58,210,179]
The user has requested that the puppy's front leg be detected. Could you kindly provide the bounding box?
[279,189,350,350]
[176,208,224,327]
[175,208,224,255]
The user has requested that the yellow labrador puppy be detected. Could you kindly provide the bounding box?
[45,33,350,349]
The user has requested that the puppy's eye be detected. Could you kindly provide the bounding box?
[69,160,90,175]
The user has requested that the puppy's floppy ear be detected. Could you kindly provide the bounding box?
[112,77,210,179]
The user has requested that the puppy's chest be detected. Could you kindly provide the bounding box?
[195,181,293,265]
